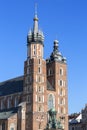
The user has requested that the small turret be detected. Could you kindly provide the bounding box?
[27,7,44,59]
[27,10,44,45]
[47,40,66,63]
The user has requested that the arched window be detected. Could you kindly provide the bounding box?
[8,98,12,108]
[48,94,55,110]
[60,98,65,105]
[60,98,63,105]
[38,59,41,64]
[38,86,42,92]
[38,96,42,102]
[34,51,36,55]
[60,88,63,96]
[7,98,10,108]
[39,106,41,111]
[59,68,63,76]
[38,67,41,73]
[60,80,63,86]
[15,97,18,107]
[34,45,36,49]
[1,100,5,110]
[38,76,41,82]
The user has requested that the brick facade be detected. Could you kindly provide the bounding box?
[0,11,68,130]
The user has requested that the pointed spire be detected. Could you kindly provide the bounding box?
[33,3,38,34]
[27,5,44,44]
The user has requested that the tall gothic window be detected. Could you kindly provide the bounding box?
[15,97,18,107]
[48,94,55,110]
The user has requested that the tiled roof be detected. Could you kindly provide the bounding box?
[69,113,82,124]
[0,76,24,96]
[0,107,18,119]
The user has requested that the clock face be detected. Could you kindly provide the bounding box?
[48,94,55,110]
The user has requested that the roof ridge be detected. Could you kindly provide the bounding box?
[0,75,24,85]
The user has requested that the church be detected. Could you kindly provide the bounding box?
[0,10,68,130]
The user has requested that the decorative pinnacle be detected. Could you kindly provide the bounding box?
[27,4,44,44]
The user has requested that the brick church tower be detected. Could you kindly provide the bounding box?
[46,40,68,130]
[23,11,68,130]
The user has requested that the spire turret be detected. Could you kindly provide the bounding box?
[33,4,38,34]
[27,7,44,45]
[46,40,66,63]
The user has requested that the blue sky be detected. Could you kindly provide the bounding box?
[0,0,87,114]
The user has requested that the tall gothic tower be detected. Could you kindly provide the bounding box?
[23,12,47,130]
[23,11,68,130]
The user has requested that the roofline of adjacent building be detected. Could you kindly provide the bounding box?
[0,75,24,85]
